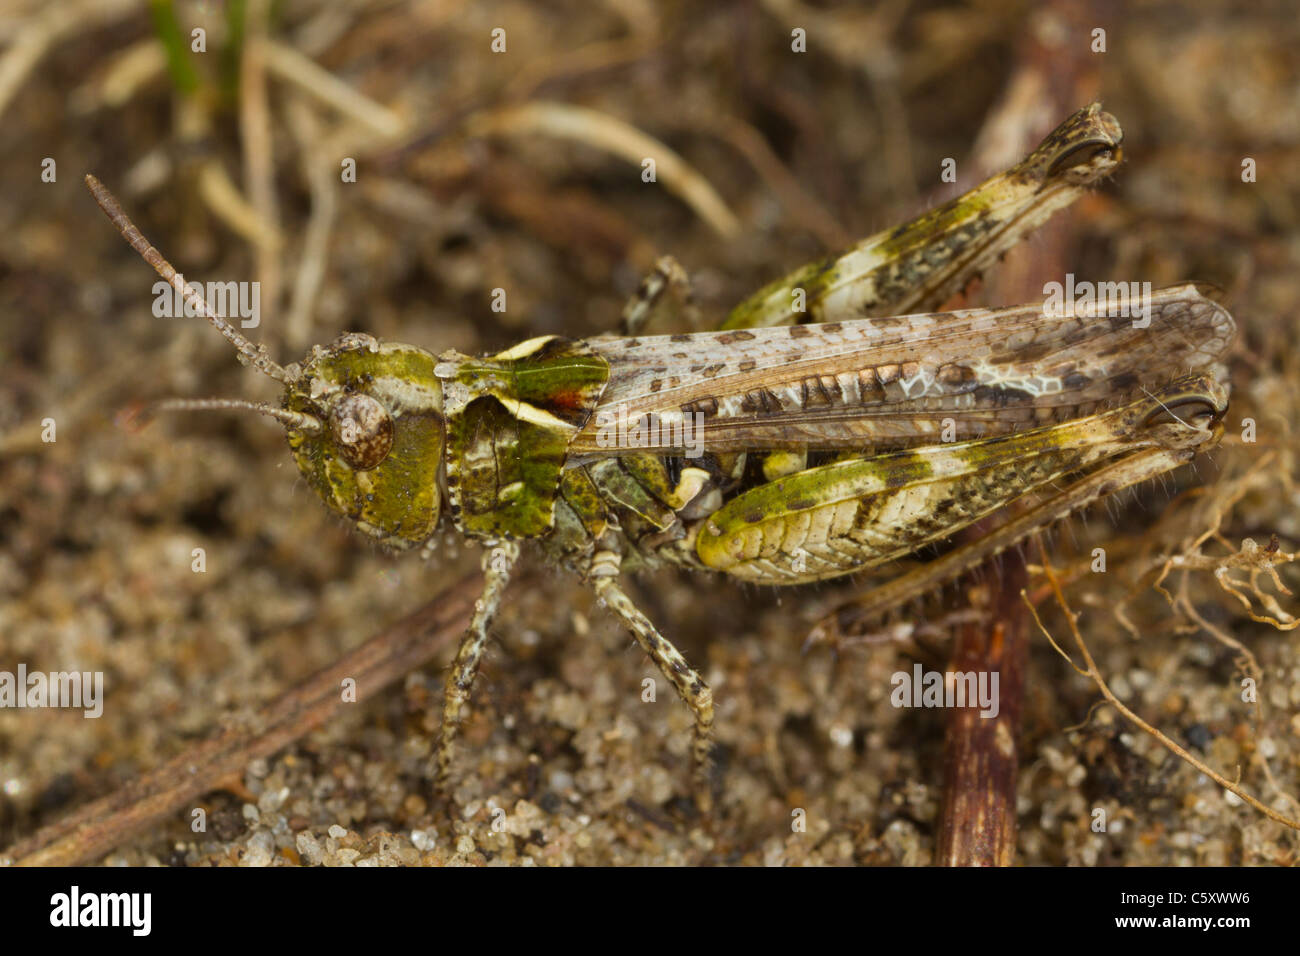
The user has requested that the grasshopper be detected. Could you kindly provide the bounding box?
[85,104,1234,813]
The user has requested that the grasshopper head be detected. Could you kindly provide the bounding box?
[282,334,445,550]
[84,176,446,551]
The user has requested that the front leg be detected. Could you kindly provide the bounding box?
[434,540,520,802]
[588,548,716,813]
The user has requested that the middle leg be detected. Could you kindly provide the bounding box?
[587,547,716,813]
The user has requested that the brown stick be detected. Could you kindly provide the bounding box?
[936,558,1029,866]
[933,0,1103,864]
[2,573,480,867]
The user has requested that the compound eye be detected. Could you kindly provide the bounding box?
[329,393,393,469]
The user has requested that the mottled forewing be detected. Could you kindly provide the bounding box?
[570,286,1234,456]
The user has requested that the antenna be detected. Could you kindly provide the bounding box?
[84,174,296,385]
[138,398,322,434]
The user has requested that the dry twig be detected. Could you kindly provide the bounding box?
[1,574,480,867]
[1025,534,1300,832]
